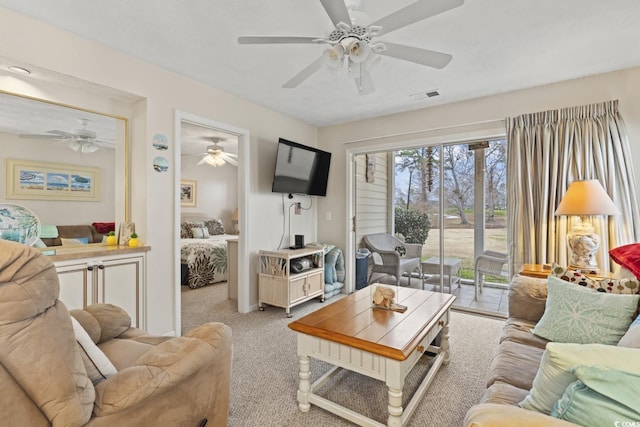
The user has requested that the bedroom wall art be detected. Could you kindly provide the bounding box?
[181,179,197,207]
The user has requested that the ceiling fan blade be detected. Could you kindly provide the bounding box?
[196,157,207,166]
[319,0,352,27]
[221,155,238,167]
[282,56,325,88]
[19,134,59,139]
[370,0,464,36]
[48,130,74,137]
[378,42,452,69]
[354,70,375,95]
[238,36,320,45]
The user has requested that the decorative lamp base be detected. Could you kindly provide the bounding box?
[566,222,600,273]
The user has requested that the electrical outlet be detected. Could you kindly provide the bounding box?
[325,211,332,221]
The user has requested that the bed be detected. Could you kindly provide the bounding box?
[180,213,238,289]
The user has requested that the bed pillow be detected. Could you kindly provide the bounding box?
[204,219,225,235]
[610,243,640,279]
[550,365,640,425]
[181,221,205,238]
[551,263,639,294]
[618,314,640,348]
[519,342,640,415]
[531,276,638,345]
[190,226,210,239]
[70,316,117,385]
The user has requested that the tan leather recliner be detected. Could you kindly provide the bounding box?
[0,240,232,426]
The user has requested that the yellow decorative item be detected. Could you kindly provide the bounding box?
[106,231,117,246]
[128,233,139,248]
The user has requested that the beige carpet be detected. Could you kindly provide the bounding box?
[181,283,504,427]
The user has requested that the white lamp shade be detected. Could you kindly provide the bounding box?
[348,40,370,63]
[555,180,620,216]
[322,45,344,69]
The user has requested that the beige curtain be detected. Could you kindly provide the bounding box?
[506,100,640,275]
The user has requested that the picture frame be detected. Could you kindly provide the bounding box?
[180,179,197,207]
[5,159,101,201]
[118,222,135,246]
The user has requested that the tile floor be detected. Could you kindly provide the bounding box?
[371,273,509,318]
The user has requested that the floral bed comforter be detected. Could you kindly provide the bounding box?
[180,239,228,289]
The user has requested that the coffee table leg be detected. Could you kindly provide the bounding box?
[297,355,311,412]
[441,322,451,364]
[387,387,403,427]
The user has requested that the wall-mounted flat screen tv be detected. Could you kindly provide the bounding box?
[272,138,332,196]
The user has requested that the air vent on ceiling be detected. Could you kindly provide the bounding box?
[410,89,440,100]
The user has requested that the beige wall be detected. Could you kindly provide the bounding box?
[318,67,640,290]
[0,7,318,335]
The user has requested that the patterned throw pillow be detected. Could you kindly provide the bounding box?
[551,263,639,294]
[180,221,205,238]
[532,276,639,345]
[204,219,225,235]
[190,226,210,239]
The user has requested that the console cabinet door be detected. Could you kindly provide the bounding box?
[306,270,324,295]
[96,255,144,328]
[56,261,93,310]
[289,276,308,303]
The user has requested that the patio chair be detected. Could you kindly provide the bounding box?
[363,233,422,286]
[474,250,509,299]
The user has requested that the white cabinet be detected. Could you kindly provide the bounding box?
[258,247,324,317]
[51,248,147,328]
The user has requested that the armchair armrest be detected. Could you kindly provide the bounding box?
[93,322,232,417]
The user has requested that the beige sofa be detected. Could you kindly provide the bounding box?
[0,240,232,426]
[40,224,111,246]
[464,275,580,427]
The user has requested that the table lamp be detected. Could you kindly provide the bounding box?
[554,179,620,273]
[232,208,239,234]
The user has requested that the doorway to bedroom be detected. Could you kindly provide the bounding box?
[175,111,250,335]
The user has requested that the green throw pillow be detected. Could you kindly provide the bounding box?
[551,365,640,425]
[532,276,639,345]
[519,342,640,415]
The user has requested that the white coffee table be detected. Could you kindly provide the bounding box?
[289,286,455,427]
[421,257,461,293]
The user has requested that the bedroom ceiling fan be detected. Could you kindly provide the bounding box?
[237,0,463,95]
[19,118,113,153]
[195,138,238,167]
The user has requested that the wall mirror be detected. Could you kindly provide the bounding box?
[0,90,129,246]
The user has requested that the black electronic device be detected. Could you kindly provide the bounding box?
[290,258,313,274]
[272,138,331,197]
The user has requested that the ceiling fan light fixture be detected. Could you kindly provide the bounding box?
[322,44,344,68]
[348,40,370,63]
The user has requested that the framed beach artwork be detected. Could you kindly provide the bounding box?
[5,159,101,201]
[180,179,197,207]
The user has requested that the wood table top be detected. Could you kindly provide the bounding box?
[288,286,455,361]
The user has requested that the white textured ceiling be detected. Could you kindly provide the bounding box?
[1,0,640,127]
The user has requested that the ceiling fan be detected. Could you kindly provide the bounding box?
[194,138,238,167]
[19,118,113,153]
[237,0,463,95]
